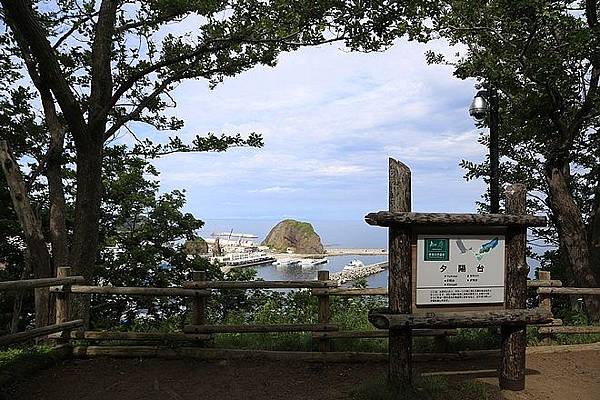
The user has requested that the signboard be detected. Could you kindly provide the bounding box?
[416,234,505,306]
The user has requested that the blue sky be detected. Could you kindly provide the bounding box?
[132,39,488,222]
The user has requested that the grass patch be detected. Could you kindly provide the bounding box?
[213,332,313,351]
[351,375,493,400]
[0,344,67,387]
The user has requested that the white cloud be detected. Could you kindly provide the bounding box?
[249,186,301,194]
[133,38,487,219]
[385,131,484,162]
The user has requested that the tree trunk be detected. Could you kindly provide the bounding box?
[0,140,52,327]
[69,137,104,324]
[559,242,581,313]
[589,182,600,284]
[47,155,69,267]
[40,83,70,270]
[10,251,32,333]
[545,159,600,322]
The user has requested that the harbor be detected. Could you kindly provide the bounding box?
[203,228,389,285]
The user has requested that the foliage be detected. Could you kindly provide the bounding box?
[0,143,219,331]
[0,0,434,326]
[0,180,26,332]
[425,1,600,298]
[0,344,64,387]
[93,145,209,328]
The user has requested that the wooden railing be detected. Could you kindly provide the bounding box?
[535,270,600,336]
[2,268,598,351]
[0,267,85,346]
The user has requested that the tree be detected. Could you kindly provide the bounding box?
[94,146,207,327]
[426,1,600,320]
[0,1,417,323]
[0,178,27,333]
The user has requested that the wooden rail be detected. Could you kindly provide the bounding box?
[312,329,457,339]
[365,211,547,228]
[0,320,83,346]
[313,287,389,296]
[48,330,212,341]
[0,276,85,291]
[534,273,600,341]
[70,346,503,363]
[51,285,209,297]
[538,326,600,334]
[537,287,600,295]
[183,323,338,334]
[183,280,338,289]
[527,280,563,288]
[369,309,553,330]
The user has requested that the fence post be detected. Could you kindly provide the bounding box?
[317,270,331,352]
[55,266,71,344]
[538,270,552,344]
[500,184,528,391]
[191,271,207,326]
[388,158,413,388]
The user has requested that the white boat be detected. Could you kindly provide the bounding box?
[273,258,302,267]
[215,251,276,267]
[343,259,365,271]
[300,258,328,268]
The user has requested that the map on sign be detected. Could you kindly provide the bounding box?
[416,234,505,306]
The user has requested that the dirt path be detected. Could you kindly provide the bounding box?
[482,349,600,400]
[2,349,599,400]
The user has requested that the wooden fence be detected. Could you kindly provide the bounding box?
[0,267,598,352]
[0,268,85,346]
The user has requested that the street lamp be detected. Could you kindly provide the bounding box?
[469,86,500,214]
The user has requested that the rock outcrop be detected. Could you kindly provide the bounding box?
[183,238,209,255]
[262,220,325,254]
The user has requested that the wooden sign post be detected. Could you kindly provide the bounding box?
[366,159,550,391]
[500,184,528,390]
[388,159,412,387]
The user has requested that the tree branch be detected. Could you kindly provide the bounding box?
[0,0,87,138]
[52,11,98,50]
[586,0,598,29]
[104,76,177,140]
[567,66,599,144]
[88,0,119,134]
[97,31,347,136]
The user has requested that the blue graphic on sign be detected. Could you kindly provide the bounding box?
[456,237,500,261]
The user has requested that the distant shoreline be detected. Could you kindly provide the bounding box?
[271,248,388,259]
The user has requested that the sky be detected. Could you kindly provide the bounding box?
[132,38,488,223]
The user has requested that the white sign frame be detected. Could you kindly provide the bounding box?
[416,234,506,306]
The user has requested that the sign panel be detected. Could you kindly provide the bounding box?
[416,234,505,305]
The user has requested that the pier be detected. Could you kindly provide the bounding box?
[330,261,388,284]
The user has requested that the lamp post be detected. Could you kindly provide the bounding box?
[469,86,500,214]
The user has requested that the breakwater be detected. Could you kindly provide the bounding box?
[271,248,387,259]
[330,261,388,284]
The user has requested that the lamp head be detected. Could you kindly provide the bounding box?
[469,90,489,122]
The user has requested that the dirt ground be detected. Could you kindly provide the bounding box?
[2,348,599,400]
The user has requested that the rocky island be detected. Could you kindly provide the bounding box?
[262,219,325,254]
